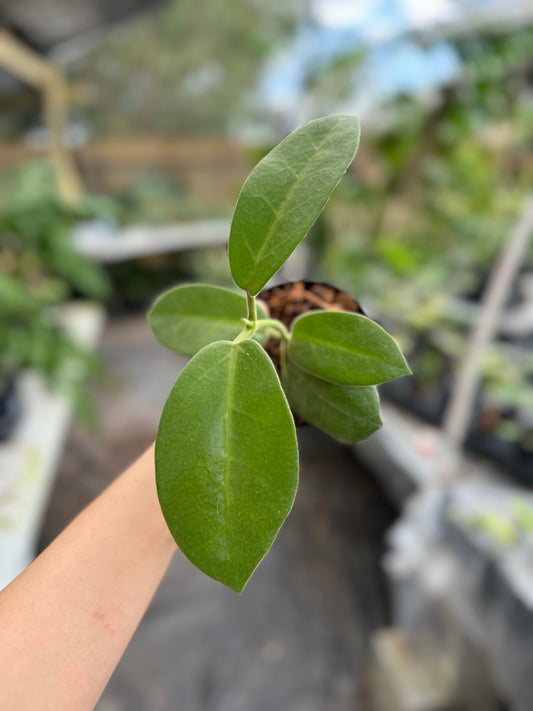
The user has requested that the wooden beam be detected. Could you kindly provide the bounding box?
[0,29,83,205]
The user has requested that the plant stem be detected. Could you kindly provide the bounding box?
[247,291,257,327]
[279,338,288,379]
[233,292,258,343]
[254,319,291,342]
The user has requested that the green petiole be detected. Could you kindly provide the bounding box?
[233,292,258,343]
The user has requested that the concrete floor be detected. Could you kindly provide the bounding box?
[38,315,396,711]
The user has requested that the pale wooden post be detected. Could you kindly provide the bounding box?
[0,28,83,205]
[442,197,533,452]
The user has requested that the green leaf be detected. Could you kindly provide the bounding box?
[289,311,411,386]
[0,273,39,315]
[229,115,360,296]
[155,339,298,593]
[283,360,382,444]
[148,284,267,356]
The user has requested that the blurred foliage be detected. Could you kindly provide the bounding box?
[0,165,112,300]
[322,26,533,307]
[0,162,112,420]
[313,24,533,437]
[68,0,306,137]
[0,162,233,314]
[453,498,533,549]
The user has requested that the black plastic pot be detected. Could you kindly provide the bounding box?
[0,372,22,441]
[466,428,533,488]
[379,327,533,487]
[380,375,450,425]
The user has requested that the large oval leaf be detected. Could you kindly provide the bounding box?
[148,284,267,356]
[283,360,382,444]
[229,116,360,296]
[155,339,298,593]
[289,311,411,386]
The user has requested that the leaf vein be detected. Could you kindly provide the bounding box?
[249,122,347,286]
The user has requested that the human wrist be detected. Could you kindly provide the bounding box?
[120,443,176,554]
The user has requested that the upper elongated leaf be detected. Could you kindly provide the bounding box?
[289,311,411,386]
[229,116,360,296]
[148,284,267,356]
[283,360,382,444]
[155,339,298,593]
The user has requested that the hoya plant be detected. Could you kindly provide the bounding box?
[148,116,410,593]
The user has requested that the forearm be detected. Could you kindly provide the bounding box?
[0,444,176,711]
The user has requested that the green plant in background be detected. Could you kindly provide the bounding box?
[0,181,111,420]
[463,510,517,547]
[148,116,411,593]
[452,499,533,550]
[315,27,533,319]
[304,29,533,456]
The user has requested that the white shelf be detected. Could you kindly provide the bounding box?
[74,219,231,263]
[0,302,105,589]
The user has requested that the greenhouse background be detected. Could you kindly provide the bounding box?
[1,1,533,709]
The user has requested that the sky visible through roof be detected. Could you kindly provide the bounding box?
[258,0,531,126]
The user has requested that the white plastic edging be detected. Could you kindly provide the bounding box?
[0,302,105,589]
